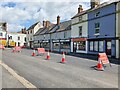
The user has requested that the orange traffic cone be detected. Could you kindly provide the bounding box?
[95,59,104,71]
[46,50,50,60]
[61,52,66,63]
[32,49,36,56]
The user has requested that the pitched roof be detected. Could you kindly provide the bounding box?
[72,0,120,19]
[49,20,71,33]
[27,22,39,31]
[34,28,44,36]
[71,11,87,19]
[40,24,55,35]
[88,0,120,12]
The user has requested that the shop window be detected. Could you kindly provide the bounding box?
[77,41,86,51]
[89,41,104,52]
[99,41,104,52]
[61,42,70,49]
[94,41,98,51]
[53,43,59,49]
[43,42,49,48]
[95,23,100,34]
[90,41,93,51]
[28,31,29,34]
[79,26,82,36]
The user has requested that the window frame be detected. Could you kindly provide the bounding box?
[95,11,100,17]
[95,22,100,35]
[79,26,82,36]
[79,16,82,21]
[18,36,20,40]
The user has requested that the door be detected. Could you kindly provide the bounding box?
[73,42,77,53]
[106,41,111,56]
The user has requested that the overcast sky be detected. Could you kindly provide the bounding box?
[0,0,110,32]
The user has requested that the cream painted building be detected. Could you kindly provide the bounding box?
[116,1,120,59]
[71,5,88,53]
[26,22,43,48]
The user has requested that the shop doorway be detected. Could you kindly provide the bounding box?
[106,41,111,56]
[73,42,77,53]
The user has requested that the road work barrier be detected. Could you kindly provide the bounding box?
[0,44,5,50]
[37,48,46,55]
[12,46,21,52]
[92,53,111,71]
[98,53,111,67]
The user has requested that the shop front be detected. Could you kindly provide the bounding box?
[60,39,71,53]
[71,38,87,53]
[33,40,39,48]
[52,39,60,52]
[42,40,50,50]
[88,38,116,58]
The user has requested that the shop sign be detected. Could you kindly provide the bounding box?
[53,40,59,42]
[72,38,87,42]
[60,39,70,42]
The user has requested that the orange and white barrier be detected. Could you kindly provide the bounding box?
[93,53,111,71]
[98,53,111,66]
[12,46,21,52]
[37,48,46,55]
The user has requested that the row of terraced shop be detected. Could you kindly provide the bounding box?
[26,0,120,59]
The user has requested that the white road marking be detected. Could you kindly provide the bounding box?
[0,61,38,89]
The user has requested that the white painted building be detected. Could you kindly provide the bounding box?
[71,5,88,54]
[116,1,120,59]
[0,22,7,46]
[26,22,43,48]
[7,32,26,46]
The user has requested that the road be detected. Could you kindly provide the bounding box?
[2,49,119,88]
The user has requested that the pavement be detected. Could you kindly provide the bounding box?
[2,66,25,88]
[1,48,119,88]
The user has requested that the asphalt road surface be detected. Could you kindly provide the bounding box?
[2,49,119,88]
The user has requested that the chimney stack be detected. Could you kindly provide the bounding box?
[78,5,83,13]
[57,15,60,25]
[45,21,50,28]
[21,28,26,34]
[91,0,100,9]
